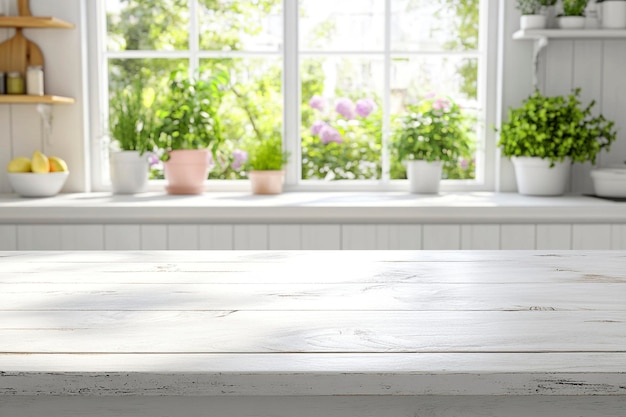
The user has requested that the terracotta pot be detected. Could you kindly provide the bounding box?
[249,170,284,195]
[163,150,211,195]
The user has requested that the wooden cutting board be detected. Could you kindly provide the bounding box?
[0,28,44,75]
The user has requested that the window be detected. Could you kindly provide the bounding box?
[90,0,496,191]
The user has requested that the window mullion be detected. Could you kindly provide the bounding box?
[283,0,300,186]
[382,0,392,183]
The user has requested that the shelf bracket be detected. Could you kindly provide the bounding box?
[532,36,548,91]
[36,103,53,145]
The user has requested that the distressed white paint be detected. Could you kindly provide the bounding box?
[500,224,535,249]
[140,225,168,250]
[234,225,268,249]
[536,224,572,250]
[422,225,461,249]
[197,225,233,250]
[60,225,104,250]
[572,224,612,250]
[104,225,141,250]
[461,224,500,249]
[167,225,199,249]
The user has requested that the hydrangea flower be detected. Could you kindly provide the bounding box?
[320,125,343,144]
[230,149,248,170]
[311,121,327,136]
[433,98,451,111]
[309,95,325,111]
[335,98,356,120]
[355,98,376,118]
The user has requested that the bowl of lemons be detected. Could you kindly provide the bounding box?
[7,151,69,198]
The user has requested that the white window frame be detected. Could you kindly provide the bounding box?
[88,0,499,192]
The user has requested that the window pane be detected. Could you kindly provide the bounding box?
[389,56,479,180]
[391,0,480,52]
[198,0,283,51]
[200,58,283,180]
[106,0,189,51]
[300,0,385,51]
[301,57,383,181]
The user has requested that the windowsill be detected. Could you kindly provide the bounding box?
[0,192,624,224]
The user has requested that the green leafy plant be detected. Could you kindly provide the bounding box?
[516,0,542,15]
[561,0,588,16]
[246,134,289,171]
[109,77,157,153]
[156,69,229,160]
[498,89,616,165]
[540,0,557,6]
[391,94,473,167]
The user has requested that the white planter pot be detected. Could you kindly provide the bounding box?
[598,1,626,29]
[558,16,586,29]
[406,160,443,194]
[512,157,571,196]
[110,151,149,194]
[590,168,626,198]
[520,14,547,30]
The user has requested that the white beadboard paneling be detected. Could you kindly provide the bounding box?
[602,41,626,167]
[422,225,461,250]
[168,225,199,250]
[341,225,378,250]
[140,225,167,250]
[500,225,536,250]
[104,225,141,250]
[612,225,626,250]
[572,224,612,250]
[536,225,572,250]
[544,40,574,96]
[234,225,268,250]
[198,225,234,250]
[269,225,301,250]
[301,225,341,250]
[0,106,11,193]
[0,225,17,250]
[60,225,104,250]
[17,225,62,250]
[376,225,422,250]
[461,225,500,250]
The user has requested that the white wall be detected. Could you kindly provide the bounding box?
[0,0,89,194]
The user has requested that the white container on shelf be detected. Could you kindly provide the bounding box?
[590,168,626,197]
[521,14,547,30]
[598,0,626,29]
[26,65,44,96]
[558,16,586,29]
[512,157,571,196]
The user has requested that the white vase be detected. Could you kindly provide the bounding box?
[512,157,571,196]
[558,16,586,29]
[110,150,150,194]
[520,14,547,30]
[598,0,626,29]
[406,160,443,194]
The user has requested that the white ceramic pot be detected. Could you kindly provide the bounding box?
[520,14,547,29]
[558,16,586,29]
[110,150,149,194]
[590,168,626,197]
[512,157,571,196]
[406,160,443,194]
[598,1,626,29]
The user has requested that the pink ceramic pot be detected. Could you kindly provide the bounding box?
[248,170,285,195]
[163,150,211,195]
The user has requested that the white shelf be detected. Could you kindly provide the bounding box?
[513,29,626,40]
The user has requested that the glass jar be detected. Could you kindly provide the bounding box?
[7,72,25,95]
[26,66,44,96]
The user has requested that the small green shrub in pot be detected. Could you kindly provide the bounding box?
[245,134,290,195]
[561,0,588,16]
[516,0,543,15]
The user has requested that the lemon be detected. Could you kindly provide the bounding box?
[7,157,32,173]
[31,151,50,174]
[49,156,69,172]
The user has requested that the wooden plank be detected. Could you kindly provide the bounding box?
[0,95,75,104]
[140,225,167,250]
[3,282,626,311]
[2,310,625,353]
[198,225,233,250]
[0,16,75,29]
[461,225,500,250]
[167,225,198,250]
[500,225,535,249]
[301,225,341,249]
[341,225,377,249]
[572,224,612,250]
[103,225,140,250]
[612,225,626,250]
[16,225,62,250]
[0,225,17,250]
[422,225,461,249]
[60,225,104,250]
[269,225,301,250]
[233,225,268,249]
[536,224,572,249]
[375,225,421,250]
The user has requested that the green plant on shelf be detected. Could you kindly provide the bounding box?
[561,0,588,16]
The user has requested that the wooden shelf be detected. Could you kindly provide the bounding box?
[0,16,74,29]
[513,29,626,40]
[0,95,75,104]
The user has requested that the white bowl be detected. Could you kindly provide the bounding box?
[8,172,70,198]
[590,168,626,198]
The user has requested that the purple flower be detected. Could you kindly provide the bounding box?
[320,125,343,144]
[231,149,248,170]
[147,152,160,167]
[311,120,327,136]
[424,92,436,99]
[309,95,325,111]
[355,98,376,118]
[433,98,450,110]
[335,98,356,120]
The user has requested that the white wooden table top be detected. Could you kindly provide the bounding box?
[1,250,626,397]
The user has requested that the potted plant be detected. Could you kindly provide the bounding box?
[498,89,616,196]
[156,70,228,195]
[108,77,156,194]
[391,94,473,194]
[517,0,547,29]
[558,0,588,28]
[245,134,289,195]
